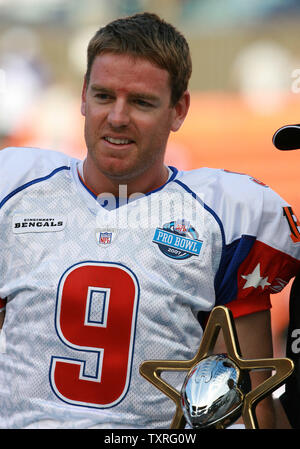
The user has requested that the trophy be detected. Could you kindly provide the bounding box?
[180,353,250,429]
[140,306,294,429]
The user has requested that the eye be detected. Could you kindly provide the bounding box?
[94,93,113,102]
[134,99,154,108]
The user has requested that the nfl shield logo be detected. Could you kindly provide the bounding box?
[95,229,114,246]
[174,219,190,235]
[99,232,112,245]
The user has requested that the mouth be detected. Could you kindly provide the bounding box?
[103,136,135,148]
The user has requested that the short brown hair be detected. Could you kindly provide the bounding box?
[85,12,192,106]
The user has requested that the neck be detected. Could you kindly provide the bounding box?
[82,160,170,197]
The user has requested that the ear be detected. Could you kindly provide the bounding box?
[81,77,88,117]
[171,90,190,132]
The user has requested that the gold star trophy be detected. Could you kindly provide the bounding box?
[140,306,294,429]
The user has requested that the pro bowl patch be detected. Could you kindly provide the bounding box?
[152,220,203,260]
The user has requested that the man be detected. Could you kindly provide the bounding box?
[0,13,299,429]
[273,125,300,428]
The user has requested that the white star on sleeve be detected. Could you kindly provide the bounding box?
[241,263,271,290]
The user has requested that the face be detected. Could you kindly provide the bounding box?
[81,52,189,190]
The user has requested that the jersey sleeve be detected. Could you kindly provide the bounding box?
[0,146,74,304]
[0,146,73,204]
[212,170,300,318]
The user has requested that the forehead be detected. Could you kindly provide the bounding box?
[89,52,171,97]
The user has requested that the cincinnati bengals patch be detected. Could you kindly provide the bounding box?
[12,215,66,233]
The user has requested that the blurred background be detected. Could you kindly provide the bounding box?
[0,0,300,359]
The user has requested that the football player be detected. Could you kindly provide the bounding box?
[0,13,299,429]
[273,125,300,428]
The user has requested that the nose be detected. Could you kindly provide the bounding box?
[107,99,130,128]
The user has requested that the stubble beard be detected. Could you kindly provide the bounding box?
[86,136,167,187]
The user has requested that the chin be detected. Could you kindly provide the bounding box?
[101,159,146,182]
[101,165,138,182]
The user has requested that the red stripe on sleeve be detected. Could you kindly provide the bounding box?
[225,240,300,318]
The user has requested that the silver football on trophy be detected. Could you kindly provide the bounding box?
[181,354,250,428]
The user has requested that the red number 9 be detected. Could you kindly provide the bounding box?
[49,262,139,408]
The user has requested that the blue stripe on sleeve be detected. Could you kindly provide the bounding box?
[0,166,70,209]
[214,235,256,305]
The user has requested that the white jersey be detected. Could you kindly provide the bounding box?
[0,147,299,429]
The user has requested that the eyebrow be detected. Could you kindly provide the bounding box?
[90,85,112,94]
[90,84,160,103]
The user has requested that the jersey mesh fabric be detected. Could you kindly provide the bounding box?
[0,147,299,428]
[0,156,222,428]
